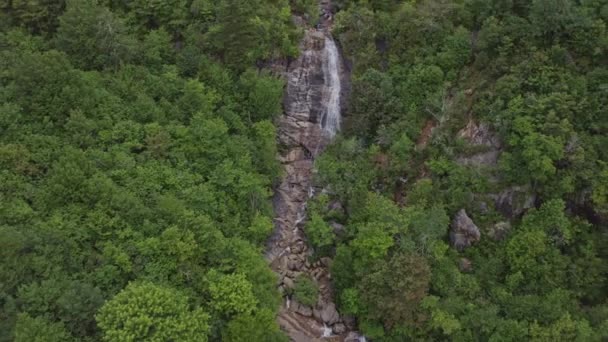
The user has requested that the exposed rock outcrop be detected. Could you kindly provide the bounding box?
[456,120,502,167]
[491,185,536,218]
[265,2,352,340]
[450,209,481,251]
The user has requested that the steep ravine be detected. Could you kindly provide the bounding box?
[265,3,361,342]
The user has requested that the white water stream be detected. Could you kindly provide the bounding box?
[320,36,341,137]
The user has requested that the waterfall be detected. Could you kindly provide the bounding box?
[321,324,333,338]
[321,36,341,137]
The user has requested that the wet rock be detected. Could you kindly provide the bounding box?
[283,276,295,289]
[332,323,346,334]
[267,19,351,339]
[314,302,340,325]
[450,209,481,251]
[320,257,333,268]
[345,332,363,342]
[489,221,512,241]
[286,270,302,279]
[342,315,356,330]
[293,301,313,317]
[279,256,289,271]
[288,255,304,271]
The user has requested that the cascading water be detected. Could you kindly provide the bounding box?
[320,36,341,137]
[266,1,366,340]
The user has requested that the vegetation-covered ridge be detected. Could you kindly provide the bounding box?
[307,0,608,340]
[0,0,322,340]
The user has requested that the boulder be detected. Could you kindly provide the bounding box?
[456,120,502,167]
[492,185,536,218]
[342,315,356,330]
[320,257,333,268]
[450,209,481,251]
[316,302,339,325]
[345,332,363,342]
[283,276,294,289]
[332,323,346,334]
[293,301,313,317]
[288,255,304,271]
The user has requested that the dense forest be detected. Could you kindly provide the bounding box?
[0,0,304,340]
[309,0,608,340]
[1,0,607,341]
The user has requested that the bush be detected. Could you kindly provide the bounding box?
[293,276,319,306]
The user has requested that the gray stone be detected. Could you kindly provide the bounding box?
[332,323,346,334]
[293,301,313,317]
[283,276,294,289]
[320,257,333,268]
[450,209,481,251]
[345,332,363,342]
[317,302,340,325]
[492,185,536,218]
[456,120,502,167]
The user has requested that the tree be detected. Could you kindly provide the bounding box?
[305,212,334,249]
[358,252,431,328]
[207,271,258,317]
[347,69,399,140]
[247,212,274,245]
[96,282,210,342]
[222,309,287,342]
[293,275,319,307]
[239,70,284,122]
[56,0,135,69]
[14,313,73,342]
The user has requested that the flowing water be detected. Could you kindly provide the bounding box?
[265,1,368,340]
[321,37,341,137]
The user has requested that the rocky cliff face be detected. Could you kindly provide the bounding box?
[265,6,360,341]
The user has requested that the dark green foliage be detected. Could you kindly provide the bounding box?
[56,0,135,69]
[319,0,608,340]
[0,1,298,340]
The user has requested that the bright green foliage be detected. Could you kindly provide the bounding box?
[208,271,258,316]
[247,213,274,245]
[96,282,210,342]
[293,276,319,307]
[2,0,608,340]
[306,212,334,249]
[222,308,288,342]
[239,70,284,122]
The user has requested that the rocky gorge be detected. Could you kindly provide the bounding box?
[265,1,362,341]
